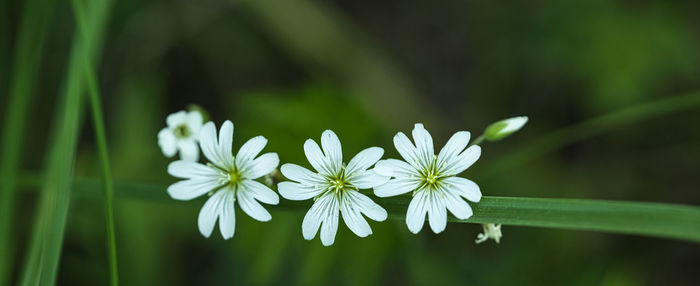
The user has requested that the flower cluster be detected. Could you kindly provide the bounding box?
[158,110,526,246]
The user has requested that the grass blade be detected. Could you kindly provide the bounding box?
[70,0,119,284]
[18,0,114,284]
[0,0,58,284]
[34,177,700,243]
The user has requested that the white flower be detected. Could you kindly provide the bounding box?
[484,116,528,141]
[278,130,389,246]
[158,110,204,161]
[374,123,482,234]
[167,120,280,239]
[475,223,502,244]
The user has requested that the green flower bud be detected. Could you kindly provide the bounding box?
[484,116,528,141]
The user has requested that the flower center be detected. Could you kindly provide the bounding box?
[419,157,443,190]
[325,168,355,195]
[173,124,190,138]
[228,170,243,185]
[330,178,348,192]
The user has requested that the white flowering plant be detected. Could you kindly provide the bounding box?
[150,108,700,250]
[158,108,534,245]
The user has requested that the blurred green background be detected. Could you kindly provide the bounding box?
[2,0,700,285]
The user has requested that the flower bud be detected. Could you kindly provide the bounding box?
[484,116,528,141]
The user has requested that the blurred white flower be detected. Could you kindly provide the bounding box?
[374,123,482,234]
[484,116,528,141]
[167,120,280,239]
[158,110,204,161]
[278,130,389,246]
[475,223,502,244]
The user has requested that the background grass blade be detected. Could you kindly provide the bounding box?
[31,177,699,243]
[71,0,119,284]
[0,0,58,283]
[18,0,114,284]
[482,90,700,178]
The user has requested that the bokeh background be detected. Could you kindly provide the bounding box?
[2,0,700,285]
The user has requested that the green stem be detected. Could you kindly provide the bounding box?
[71,0,119,284]
[481,90,700,178]
[39,177,700,243]
[471,134,486,146]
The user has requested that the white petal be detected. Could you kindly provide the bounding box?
[340,200,372,237]
[236,135,267,167]
[440,187,473,220]
[277,182,325,201]
[393,132,422,169]
[280,163,326,185]
[406,191,429,234]
[245,153,279,179]
[158,128,177,157]
[345,147,383,175]
[166,110,187,127]
[346,191,387,222]
[348,170,390,189]
[167,160,219,179]
[442,177,481,202]
[186,110,204,132]
[302,194,333,240]
[411,123,434,168]
[217,120,235,169]
[436,131,470,168]
[440,145,481,176]
[304,139,333,176]
[321,130,343,175]
[198,190,226,238]
[320,196,340,246]
[427,191,447,233]
[241,179,279,205]
[167,179,221,201]
[374,159,419,178]
[218,190,236,239]
[374,177,421,198]
[177,139,199,161]
[199,122,226,166]
[237,188,272,222]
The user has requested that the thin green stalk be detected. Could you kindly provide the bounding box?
[31,177,698,243]
[71,0,119,284]
[0,0,58,283]
[85,57,120,286]
[482,90,700,178]
[471,135,486,146]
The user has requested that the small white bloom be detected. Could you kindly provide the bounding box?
[475,223,502,244]
[278,130,389,246]
[167,120,280,239]
[484,116,528,141]
[158,110,204,161]
[374,123,482,234]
